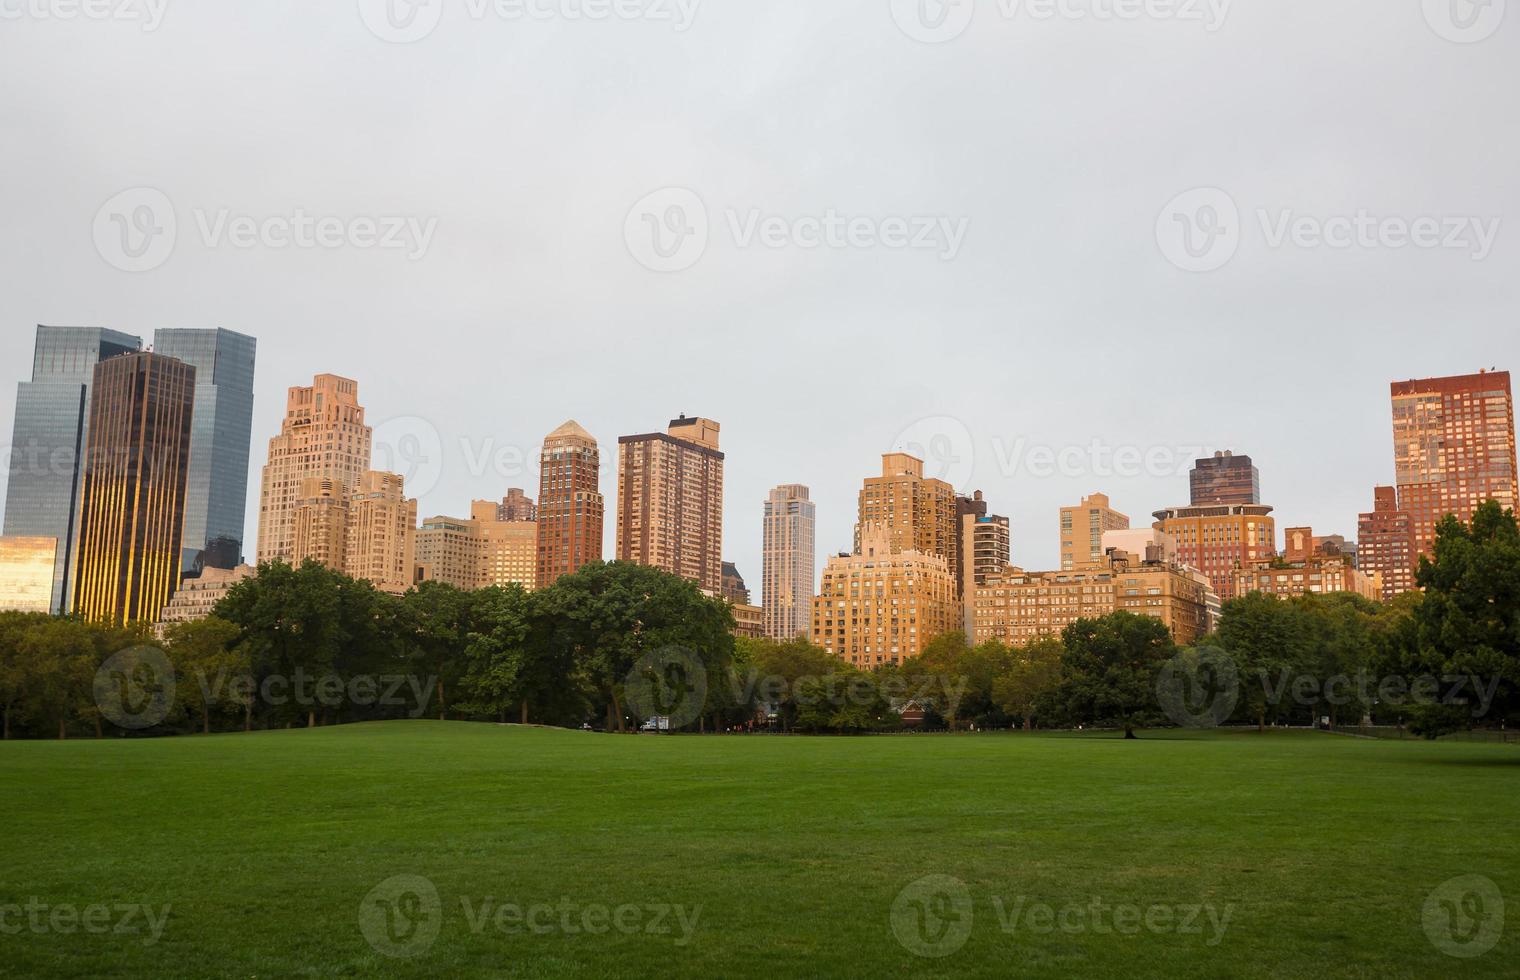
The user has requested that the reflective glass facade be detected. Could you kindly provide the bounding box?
[2,326,141,612]
[153,329,257,576]
[0,536,59,613]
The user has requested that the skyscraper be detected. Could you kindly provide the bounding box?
[1190,450,1261,506]
[72,352,197,624]
[616,415,724,594]
[762,484,815,641]
[813,523,957,668]
[3,326,140,612]
[257,375,372,565]
[1359,485,1417,600]
[536,420,604,587]
[344,471,416,594]
[855,453,957,587]
[1153,503,1276,601]
[957,491,1009,633]
[153,328,257,576]
[1391,370,1517,556]
[1060,493,1129,571]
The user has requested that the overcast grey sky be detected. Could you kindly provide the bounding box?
[2,0,1517,589]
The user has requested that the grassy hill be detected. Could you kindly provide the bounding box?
[1,723,1515,978]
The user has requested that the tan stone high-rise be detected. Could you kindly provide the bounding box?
[1392,370,1517,557]
[345,472,415,594]
[537,421,603,587]
[812,523,958,668]
[474,499,537,589]
[414,515,486,589]
[762,484,815,640]
[855,453,957,588]
[257,375,371,565]
[616,416,724,594]
[1060,493,1129,571]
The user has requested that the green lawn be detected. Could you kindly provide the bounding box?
[1,723,1515,978]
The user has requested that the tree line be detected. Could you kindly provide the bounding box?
[0,502,1514,739]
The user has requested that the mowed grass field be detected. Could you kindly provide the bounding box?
[1,723,1516,979]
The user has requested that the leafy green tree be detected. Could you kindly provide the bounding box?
[20,619,101,739]
[401,581,475,720]
[164,617,246,734]
[1216,591,1315,731]
[457,585,543,723]
[0,612,47,739]
[992,639,1063,730]
[1053,613,1176,738]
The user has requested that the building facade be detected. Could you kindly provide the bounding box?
[159,564,255,627]
[536,420,603,587]
[1392,370,1517,556]
[1358,486,1417,600]
[495,488,537,522]
[957,491,1010,633]
[3,326,141,613]
[344,471,416,594]
[1060,492,1130,571]
[1153,503,1276,602]
[475,499,538,590]
[414,515,485,589]
[1234,554,1380,602]
[971,556,1209,648]
[856,453,958,588]
[257,375,372,566]
[0,536,60,614]
[153,329,257,577]
[811,524,958,668]
[761,484,815,641]
[616,416,724,594]
[1190,450,1261,506]
[72,352,197,624]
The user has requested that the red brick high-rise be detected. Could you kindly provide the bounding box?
[536,420,603,588]
[1358,486,1416,601]
[1392,370,1516,556]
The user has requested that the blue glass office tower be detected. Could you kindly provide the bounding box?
[151,329,258,576]
[3,326,141,613]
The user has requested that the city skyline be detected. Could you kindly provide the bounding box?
[5,350,1520,600]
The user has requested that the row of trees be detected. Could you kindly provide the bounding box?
[2,503,1515,739]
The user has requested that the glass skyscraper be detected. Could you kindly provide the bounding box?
[3,325,257,614]
[153,328,258,575]
[3,326,140,613]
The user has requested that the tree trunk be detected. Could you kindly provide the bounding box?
[438,679,446,721]
[1257,708,1265,733]
[3,706,8,740]
[520,700,528,725]
[1123,721,1137,740]
[244,703,252,732]
[95,717,103,739]
[1023,714,1032,732]
[613,692,626,733]
[202,705,210,735]
[307,710,316,728]
[59,716,67,740]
